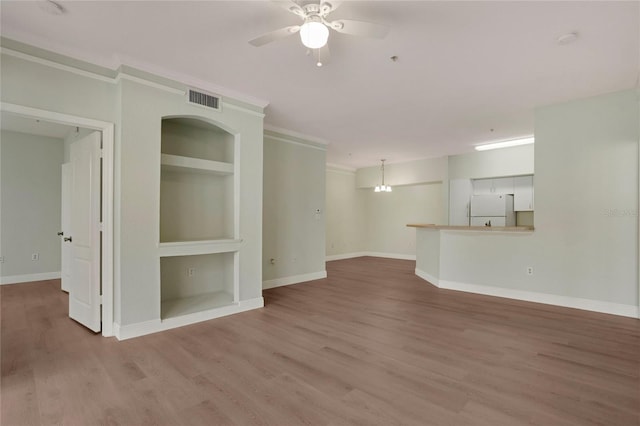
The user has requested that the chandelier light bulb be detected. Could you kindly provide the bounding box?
[300,21,329,49]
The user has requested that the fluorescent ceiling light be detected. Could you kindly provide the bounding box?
[475,137,534,151]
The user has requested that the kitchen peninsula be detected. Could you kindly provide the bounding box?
[407,223,534,292]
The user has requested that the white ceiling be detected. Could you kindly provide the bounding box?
[1,1,638,168]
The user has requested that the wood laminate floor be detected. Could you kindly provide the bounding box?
[2,257,639,426]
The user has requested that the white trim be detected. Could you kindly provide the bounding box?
[1,47,116,84]
[326,252,369,261]
[263,271,327,290]
[115,73,185,96]
[263,124,329,146]
[264,133,327,151]
[114,297,264,340]
[438,279,639,318]
[326,163,356,174]
[414,268,439,287]
[115,52,270,108]
[224,102,266,119]
[326,252,416,261]
[1,103,115,337]
[1,45,268,110]
[1,271,61,285]
[364,252,416,261]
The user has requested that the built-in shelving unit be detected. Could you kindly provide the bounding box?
[160,154,234,175]
[159,117,239,321]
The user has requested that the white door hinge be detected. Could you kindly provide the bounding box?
[99,222,104,232]
[99,294,103,305]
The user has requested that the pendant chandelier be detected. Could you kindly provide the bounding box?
[374,159,392,192]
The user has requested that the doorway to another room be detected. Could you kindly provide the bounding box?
[0,103,114,337]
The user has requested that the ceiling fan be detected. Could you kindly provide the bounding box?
[249,0,389,67]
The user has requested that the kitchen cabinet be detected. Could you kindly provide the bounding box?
[514,175,534,211]
[473,177,514,195]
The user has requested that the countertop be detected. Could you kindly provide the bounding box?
[407,224,534,232]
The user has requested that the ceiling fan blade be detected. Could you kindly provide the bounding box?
[329,19,389,39]
[272,0,305,17]
[313,44,330,67]
[320,0,342,15]
[249,25,301,47]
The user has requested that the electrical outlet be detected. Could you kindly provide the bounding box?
[526,266,534,276]
[31,253,39,261]
[187,267,195,277]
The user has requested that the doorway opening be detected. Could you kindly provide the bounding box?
[1,102,114,337]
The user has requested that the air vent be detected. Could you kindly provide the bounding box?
[187,89,220,110]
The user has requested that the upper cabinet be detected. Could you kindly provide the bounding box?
[513,175,534,211]
[472,177,514,195]
[472,175,533,211]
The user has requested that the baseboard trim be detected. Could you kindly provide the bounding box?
[114,297,265,340]
[263,271,327,290]
[438,279,639,318]
[415,268,439,287]
[1,271,61,285]
[326,252,416,262]
[365,252,416,261]
[325,252,369,261]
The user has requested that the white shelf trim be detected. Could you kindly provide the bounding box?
[161,153,233,175]
[158,239,242,257]
[162,291,234,319]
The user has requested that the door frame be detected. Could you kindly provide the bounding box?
[2,102,115,337]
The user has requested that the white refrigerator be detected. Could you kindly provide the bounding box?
[470,194,515,227]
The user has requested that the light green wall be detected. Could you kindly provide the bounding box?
[356,156,447,188]
[448,144,534,180]
[363,183,444,256]
[1,39,265,327]
[1,130,64,278]
[326,168,366,257]
[117,79,264,325]
[263,132,326,281]
[437,90,638,307]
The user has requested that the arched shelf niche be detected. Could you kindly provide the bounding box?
[159,116,237,243]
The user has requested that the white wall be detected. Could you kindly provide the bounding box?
[263,131,327,287]
[1,130,64,281]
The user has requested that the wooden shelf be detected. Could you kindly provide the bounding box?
[161,154,233,175]
[158,239,242,257]
[161,291,235,319]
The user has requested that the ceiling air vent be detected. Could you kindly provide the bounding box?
[187,89,220,110]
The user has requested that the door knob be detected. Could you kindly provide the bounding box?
[64,236,72,242]
[57,231,64,236]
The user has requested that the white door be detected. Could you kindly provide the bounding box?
[60,163,72,292]
[67,131,102,332]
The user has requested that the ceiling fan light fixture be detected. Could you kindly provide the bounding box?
[300,21,329,49]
